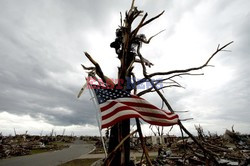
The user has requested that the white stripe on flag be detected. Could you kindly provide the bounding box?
[101,100,177,119]
[102,110,179,127]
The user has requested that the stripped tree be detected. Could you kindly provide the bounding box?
[79,0,233,165]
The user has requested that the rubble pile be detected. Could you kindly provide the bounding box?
[151,129,250,166]
[0,134,75,159]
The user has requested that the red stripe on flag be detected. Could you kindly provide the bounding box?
[100,101,117,112]
[101,99,174,116]
[102,105,178,121]
[101,114,178,129]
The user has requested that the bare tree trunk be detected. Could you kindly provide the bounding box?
[81,1,233,165]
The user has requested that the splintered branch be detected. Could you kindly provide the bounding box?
[132,11,143,22]
[120,12,123,26]
[167,126,174,135]
[138,83,182,96]
[155,72,204,87]
[83,52,107,84]
[131,13,148,38]
[142,29,165,44]
[135,73,204,88]
[153,85,183,91]
[167,79,183,87]
[134,57,154,67]
[77,81,87,98]
[130,0,135,11]
[149,125,157,136]
[141,11,165,28]
[135,73,204,97]
[131,72,137,94]
[131,11,165,38]
[148,41,233,78]
[154,72,204,87]
[104,130,138,166]
[82,52,115,88]
[81,65,95,71]
[166,73,204,79]
[136,119,153,166]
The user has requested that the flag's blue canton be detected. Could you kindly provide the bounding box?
[94,88,131,104]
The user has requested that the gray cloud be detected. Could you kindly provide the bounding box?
[0,0,99,127]
[0,0,250,135]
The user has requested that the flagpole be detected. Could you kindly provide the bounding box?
[87,79,107,158]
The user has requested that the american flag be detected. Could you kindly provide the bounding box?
[93,86,179,129]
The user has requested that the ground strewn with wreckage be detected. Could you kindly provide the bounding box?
[0,134,75,159]
[62,128,250,166]
[148,128,250,165]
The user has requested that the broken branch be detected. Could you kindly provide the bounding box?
[83,52,107,84]
[148,41,233,78]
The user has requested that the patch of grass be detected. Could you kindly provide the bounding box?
[30,142,69,155]
[51,141,67,146]
[59,158,101,166]
[30,148,49,155]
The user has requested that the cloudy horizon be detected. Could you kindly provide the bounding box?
[0,0,249,136]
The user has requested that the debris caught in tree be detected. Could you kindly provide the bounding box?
[80,0,234,165]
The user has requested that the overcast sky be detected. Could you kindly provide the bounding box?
[0,0,249,136]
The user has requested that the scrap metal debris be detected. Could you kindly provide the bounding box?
[0,133,75,159]
[152,128,249,165]
[127,126,250,166]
